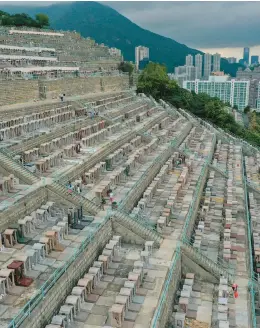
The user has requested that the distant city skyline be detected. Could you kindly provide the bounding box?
[200,46,260,60]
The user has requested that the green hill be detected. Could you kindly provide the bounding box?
[1,1,242,75]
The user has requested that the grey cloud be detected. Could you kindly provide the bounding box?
[1,1,259,49]
[0,1,62,7]
[104,1,260,48]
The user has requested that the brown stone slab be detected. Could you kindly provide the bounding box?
[125,310,138,322]
[86,294,100,303]
[102,275,114,282]
[91,305,109,316]
[186,273,195,279]
[136,288,148,296]
[186,309,197,319]
[122,321,135,328]
[92,287,105,296]
[128,303,142,312]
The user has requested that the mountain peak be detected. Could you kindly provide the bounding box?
[0,1,241,75]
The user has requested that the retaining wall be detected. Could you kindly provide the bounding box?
[0,76,130,106]
[153,253,182,328]
[20,220,112,328]
[0,187,47,232]
[0,80,39,106]
[43,76,129,100]
[181,253,218,284]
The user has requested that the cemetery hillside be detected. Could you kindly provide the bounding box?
[0,7,259,328]
[137,63,260,147]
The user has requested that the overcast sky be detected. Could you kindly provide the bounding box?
[105,1,260,59]
[2,1,260,59]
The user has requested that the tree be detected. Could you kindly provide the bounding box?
[118,62,134,75]
[233,105,238,110]
[35,13,49,28]
[0,10,47,28]
[137,62,178,100]
[244,105,250,114]
[137,61,260,147]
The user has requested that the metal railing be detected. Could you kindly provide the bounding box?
[182,237,235,279]
[151,134,216,327]
[248,281,257,328]
[243,158,258,328]
[178,107,260,153]
[8,207,112,328]
[181,159,207,236]
[0,148,40,183]
[151,245,181,328]
[182,134,216,240]
[117,125,191,210]
[6,95,258,328]
[242,158,254,280]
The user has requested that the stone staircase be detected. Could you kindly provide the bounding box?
[208,163,229,178]
[60,130,137,183]
[119,146,173,211]
[48,183,163,246]
[111,209,163,247]
[47,182,100,215]
[247,180,260,196]
[210,163,260,197]
[178,107,259,156]
[120,124,192,211]
[0,149,39,185]
[181,241,234,283]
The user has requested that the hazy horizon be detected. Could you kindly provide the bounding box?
[1,1,259,60]
[199,46,260,60]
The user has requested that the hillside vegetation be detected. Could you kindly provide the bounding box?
[249,111,260,135]
[1,1,241,76]
[137,62,260,147]
[0,10,49,28]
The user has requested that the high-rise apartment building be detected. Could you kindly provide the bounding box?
[203,53,212,79]
[135,46,149,70]
[248,79,259,108]
[186,66,197,80]
[236,66,260,80]
[195,54,203,79]
[185,54,193,66]
[257,82,260,110]
[226,57,237,64]
[251,55,259,65]
[236,67,260,109]
[183,79,250,110]
[174,66,187,75]
[213,53,221,72]
[243,47,250,65]
[173,65,198,86]
[170,73,188,87]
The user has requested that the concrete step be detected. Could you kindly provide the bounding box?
[209,163,228,178]
[48,182,99,215]
[247,180,260,196]
[0,149,39,184]
[181,242,234,283]
[112,209,162,247]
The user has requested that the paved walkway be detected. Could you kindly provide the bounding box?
[0,89,134,114]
